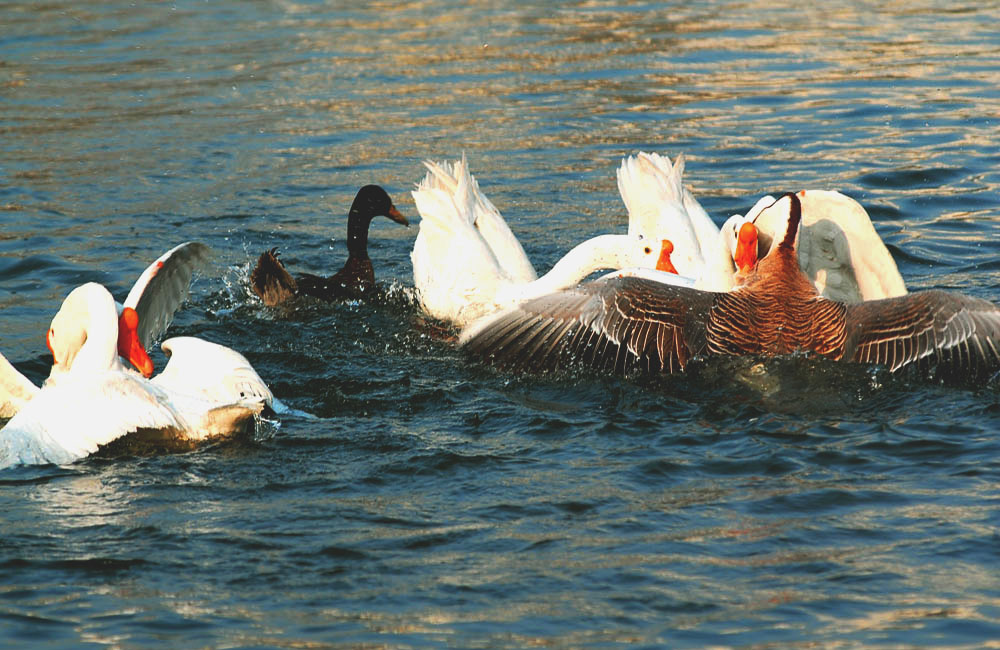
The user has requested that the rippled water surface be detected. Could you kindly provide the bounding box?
[3,1,1000,647]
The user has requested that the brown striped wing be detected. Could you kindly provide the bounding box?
[844,290,1000,379]
[460,276,718,374]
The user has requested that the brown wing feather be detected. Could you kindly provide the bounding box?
[845,290,1000,379]
[250,248,298,307]
[460,276,716,374]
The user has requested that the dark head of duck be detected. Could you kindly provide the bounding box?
[345,185,409,259]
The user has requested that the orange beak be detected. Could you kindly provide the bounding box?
[117,307,154,378]
[655,239,678,274]
[734,222,758,273]
[387,205,409,226]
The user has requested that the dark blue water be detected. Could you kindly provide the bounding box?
[3,1,1000,647]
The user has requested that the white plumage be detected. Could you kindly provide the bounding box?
[0,283,271,469]
[411,156,670,328]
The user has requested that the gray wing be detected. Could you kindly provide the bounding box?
[845,290,1000,379]
[460,276,717,375]
[124,242,212,349]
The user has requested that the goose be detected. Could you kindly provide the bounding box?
[0,241,212,418]
[461,192,1000,383]
[752,188,907,303]
[251,185,409,306]
[0,283,273,469]
[618,152,907,302]
[617,151,770,290]
[411,156,677,328]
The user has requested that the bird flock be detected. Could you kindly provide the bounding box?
[2,152,999,469]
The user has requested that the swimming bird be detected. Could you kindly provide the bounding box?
[411,156,677,328]
[0,283,273,469]
[461,192,1000,382]
[1,241,211,417]
[251,185,408,306]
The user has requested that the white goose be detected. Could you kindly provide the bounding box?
[753,189,907,303]
[411,156,674,328]
[618,151,907,302]
[0,241,212,417]
[616,151,771,291]
[0,283,272,469]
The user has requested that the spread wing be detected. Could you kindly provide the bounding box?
[460,276,717,375]
[124,242,212,348]
[845,290,1000,379]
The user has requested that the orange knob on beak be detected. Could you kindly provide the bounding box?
[734,222,758,273]
[117,307,154,378]
[655,239,678,274]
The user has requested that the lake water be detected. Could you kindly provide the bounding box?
[3,1,1000,647]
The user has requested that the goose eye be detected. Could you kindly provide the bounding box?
[644,247,651,254]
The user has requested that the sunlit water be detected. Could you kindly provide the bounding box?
[2,1,1000,647]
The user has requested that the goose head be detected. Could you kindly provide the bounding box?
[749,193,799,262]
[718,215,760,275]
[46,283,154,378]
[116,306,155,377]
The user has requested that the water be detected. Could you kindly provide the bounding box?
[2,0,1000,646]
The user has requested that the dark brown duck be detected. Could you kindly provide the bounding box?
[251,185,408,306]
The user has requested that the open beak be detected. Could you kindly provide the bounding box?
[117,307,154,378]
[655,239,678,274]
[734,222,759,273]
[387,205,409,227]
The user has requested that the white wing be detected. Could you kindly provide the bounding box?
[123,242,212,348]
[617,152,705,276]
[419,156,536,285]
[151,337,273,408]
[411,163,515,325]
[0,370,185,468]
[0,351,39,419]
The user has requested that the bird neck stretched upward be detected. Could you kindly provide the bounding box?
[345,207,373,260]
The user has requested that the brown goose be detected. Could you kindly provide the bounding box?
[251,185,408,306]
[461,192,1000,382]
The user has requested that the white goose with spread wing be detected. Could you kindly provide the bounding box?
[0,283,273,469]
[1,241,212,418]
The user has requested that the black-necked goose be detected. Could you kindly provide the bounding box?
[251,185,408,306]
[461,192,1000,381]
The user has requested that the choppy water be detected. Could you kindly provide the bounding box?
[3,1,1000,647]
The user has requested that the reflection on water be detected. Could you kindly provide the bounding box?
[2,0,1000,647]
